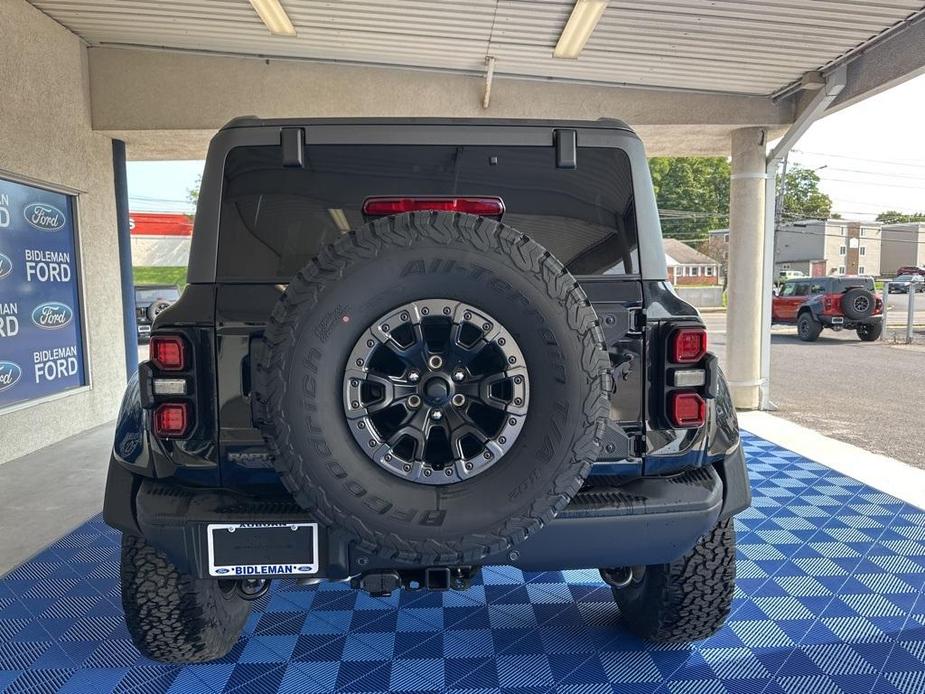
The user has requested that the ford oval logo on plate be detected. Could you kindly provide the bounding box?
[0,253,12,280]
[23,202,66,231]
[31,301,73,330]
[0,361,22,392]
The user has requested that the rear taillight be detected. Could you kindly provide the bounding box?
[362,196,505,219]
[670,327,707,363]
[669,391,706,428]
[824,295,835,312]
[150,335,187,371]
[154,402,189,437]
[875,296,883,314]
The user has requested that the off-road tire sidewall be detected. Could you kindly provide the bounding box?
[255,212,610,564]
[120,534,250,663]
[613,518,736,643]
[797,313,821,342]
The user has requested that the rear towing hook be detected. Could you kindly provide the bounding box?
[236,578,271,601]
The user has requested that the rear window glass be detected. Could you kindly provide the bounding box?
[832,278,874,292]
[217,144,640,281]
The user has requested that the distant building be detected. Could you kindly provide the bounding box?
[129,212,193,267]
[880,223,925,275]
[775,220,881,277]
[663,238,721,285]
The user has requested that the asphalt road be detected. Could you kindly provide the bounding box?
[705,309,925,469]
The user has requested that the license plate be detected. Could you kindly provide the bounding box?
[207,522,318,577]
[831,317,844,324]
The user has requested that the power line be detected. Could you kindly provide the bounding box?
[792,149,925,169]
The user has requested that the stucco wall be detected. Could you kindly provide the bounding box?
[0,0,125,464]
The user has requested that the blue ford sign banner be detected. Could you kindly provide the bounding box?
[0,176,86,408]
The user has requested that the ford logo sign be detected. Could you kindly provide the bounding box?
[214,568,230,575]
[0,361,22,392]
[32,301,73,330]
[23,202,66,231]
[0,253,11,280]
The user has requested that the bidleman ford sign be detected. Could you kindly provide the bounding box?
[0,177,86,408]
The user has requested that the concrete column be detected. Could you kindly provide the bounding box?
[726,128,768,410]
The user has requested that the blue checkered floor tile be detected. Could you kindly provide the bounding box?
[3,432,925,693]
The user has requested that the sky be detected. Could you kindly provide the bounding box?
[126,73,925,222]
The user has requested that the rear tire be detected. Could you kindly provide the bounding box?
[120,534,250,663]
[797,313,822,342]
[609,518,736,643]
[857,322,882,342]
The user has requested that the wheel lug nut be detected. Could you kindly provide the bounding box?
[452,394,466,407]
[431,410,443,420]
[408,395,422,408]
[408,370,420,382]
[428,355,444,370]
[453,370,465,382]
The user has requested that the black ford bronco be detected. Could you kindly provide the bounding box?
[104,118,750,663]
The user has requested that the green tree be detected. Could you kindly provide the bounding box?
[649,157,730,241]
[779,166,832,221]
[875,210,925,223]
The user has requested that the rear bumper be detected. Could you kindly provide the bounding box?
[105,445,749,579]
[818,314,882,327]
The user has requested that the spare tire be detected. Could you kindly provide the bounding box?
[254,211,610,565]
[841,287,875,320]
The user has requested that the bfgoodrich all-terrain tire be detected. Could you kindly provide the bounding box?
[120,534,250,663]
[254,211,611,566]
[609,518,736,643]
[797,313,822,342]
[856,321,882,341]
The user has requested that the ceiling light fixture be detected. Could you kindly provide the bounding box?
[553,0,608,59]
[248,0,297,37]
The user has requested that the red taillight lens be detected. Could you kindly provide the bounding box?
[154,403,189,437]
[362,196,505,219]
[669,391,706,428]
[670,327,707,363]
[150,335,186,371]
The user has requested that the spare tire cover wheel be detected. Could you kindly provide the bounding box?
[841,288,875,320]
[255,211,611,565]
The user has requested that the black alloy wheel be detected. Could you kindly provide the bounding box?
[344,299,528,485]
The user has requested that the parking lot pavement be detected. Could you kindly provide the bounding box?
[704,312,925,469]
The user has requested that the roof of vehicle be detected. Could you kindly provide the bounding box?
[219,116,635,133]
[782,275,870,281]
